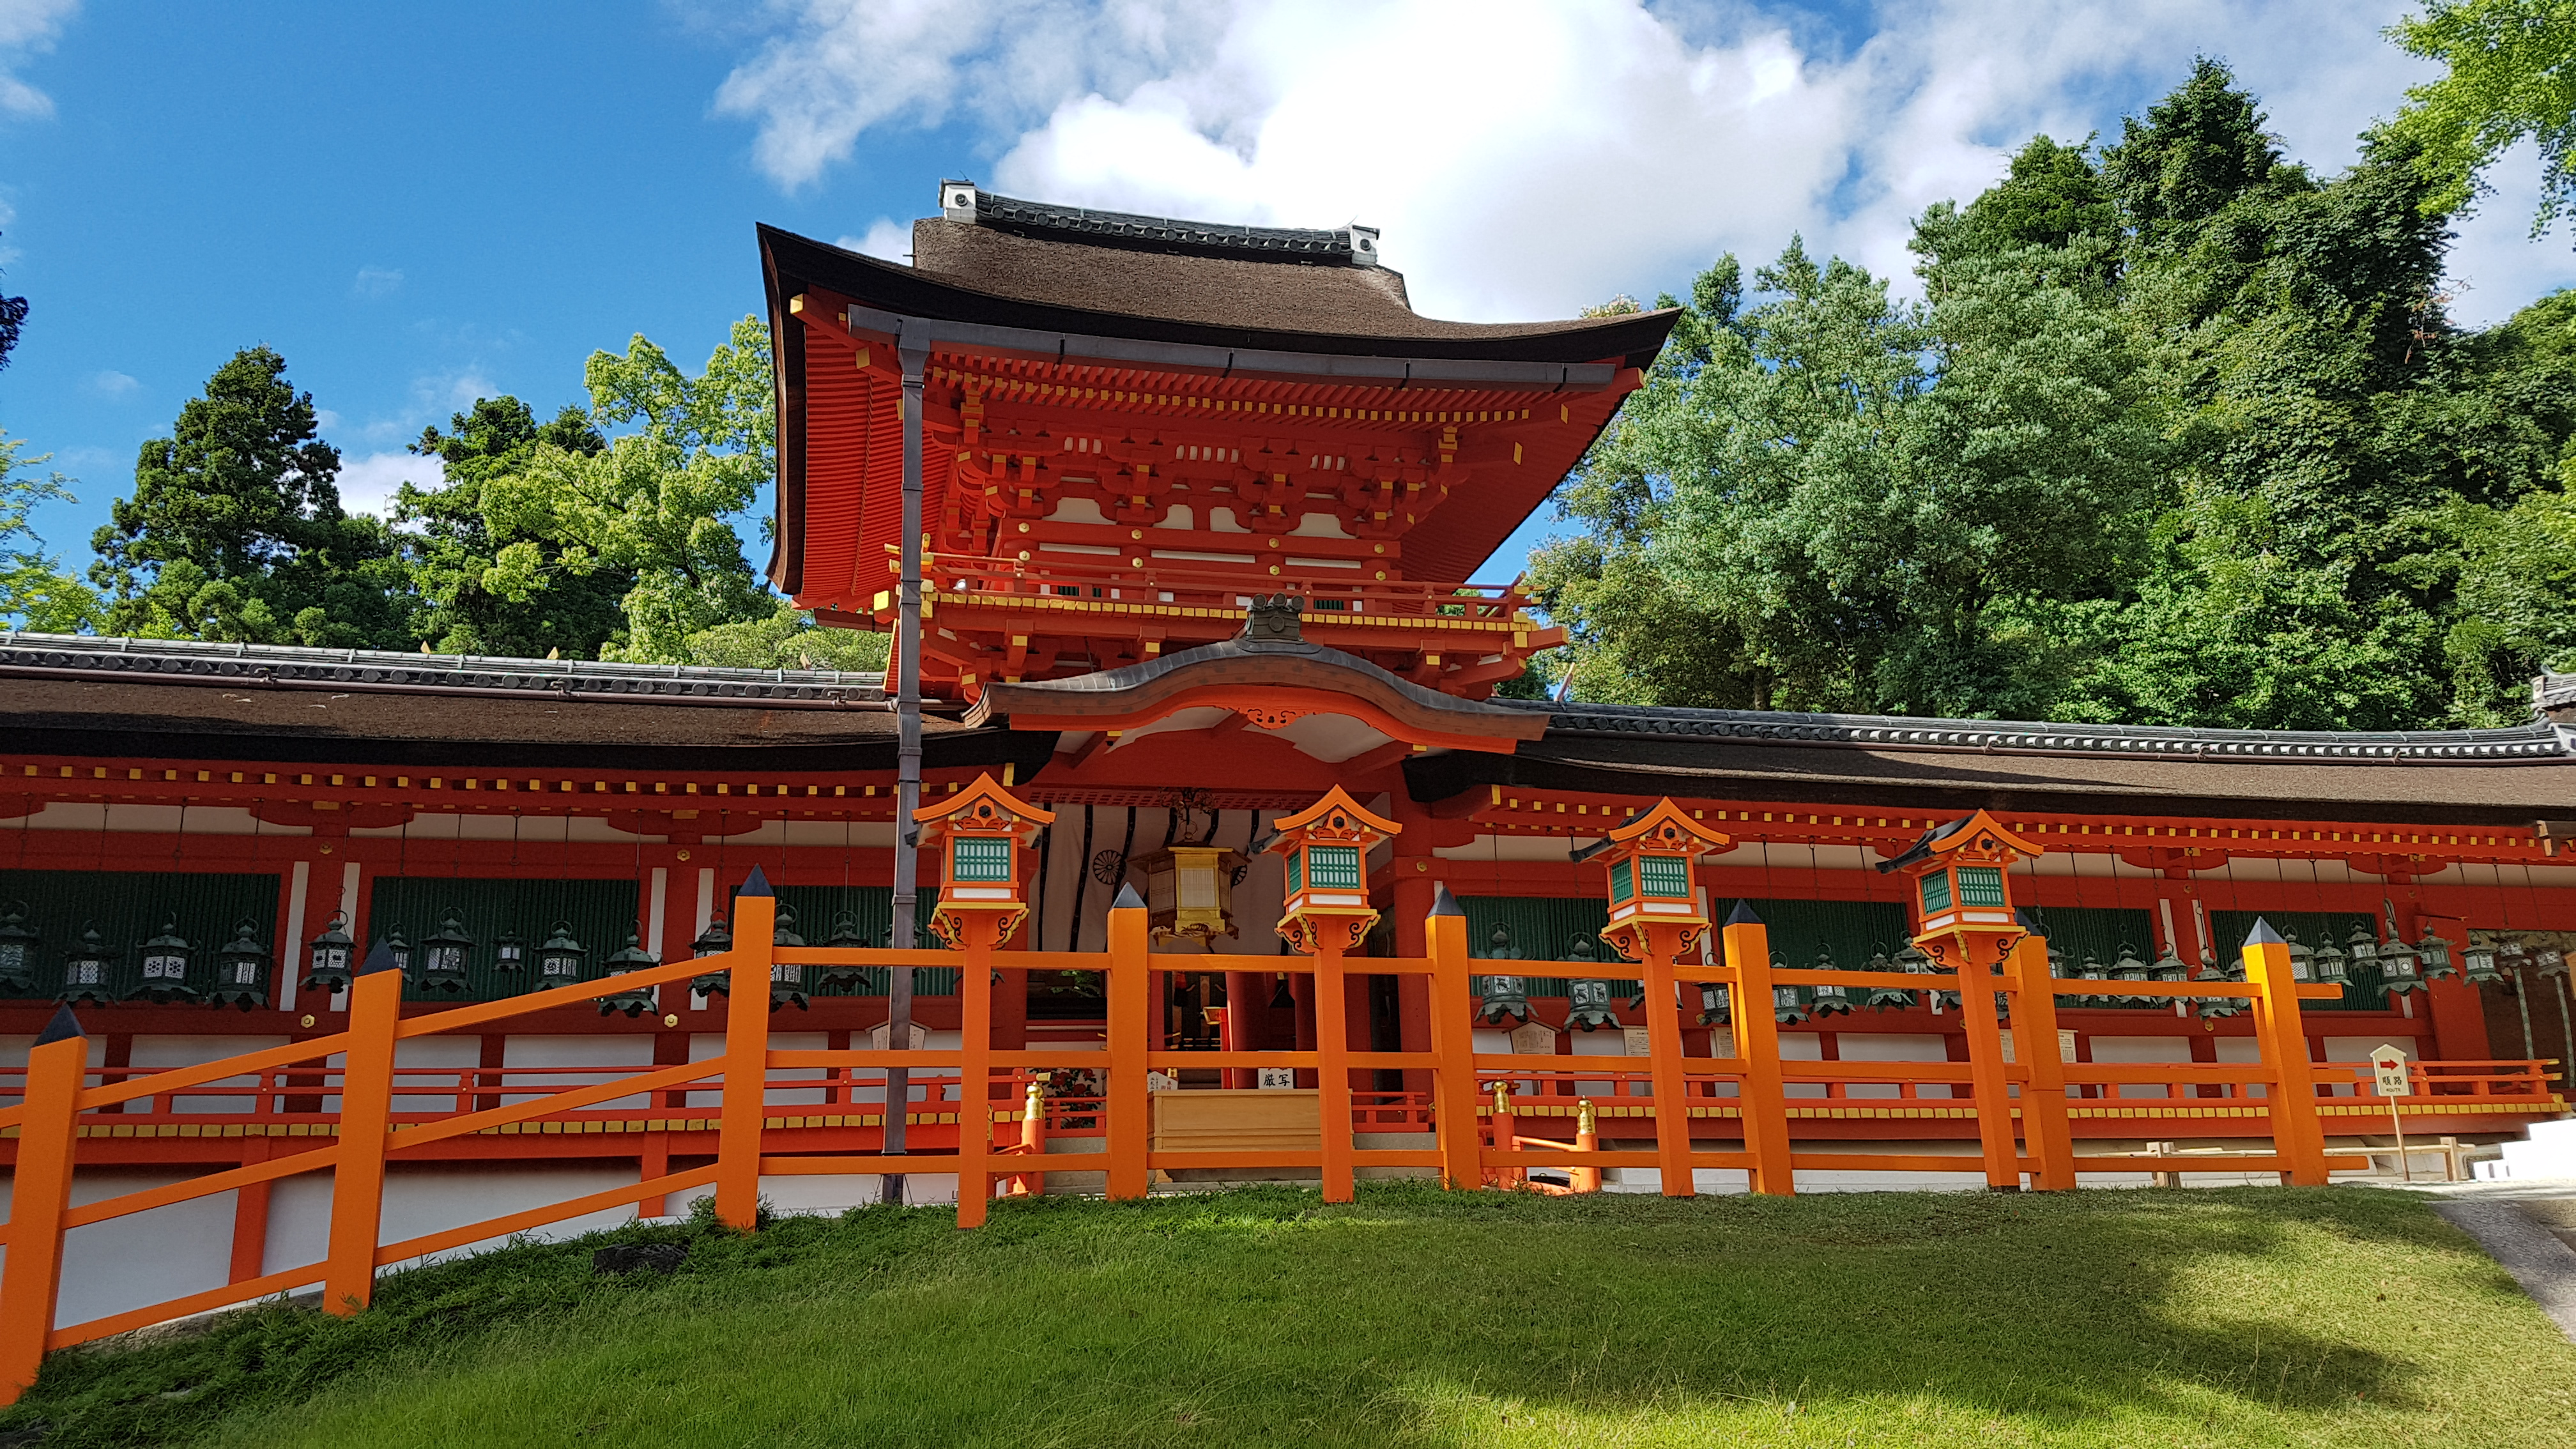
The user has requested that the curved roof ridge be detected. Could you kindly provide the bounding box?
[1492,696,2569,765]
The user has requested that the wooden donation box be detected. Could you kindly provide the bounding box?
[1150,1089,1322,1158]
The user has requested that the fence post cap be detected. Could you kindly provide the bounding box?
[357,941,401,976]
[740,864,775,898]
[1725,900,1763,927]
[1112,882,1146,911]
[2243,917,2286,948]
[1429,884,1465,918]
[34,1002,84,1046]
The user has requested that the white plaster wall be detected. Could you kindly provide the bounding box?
[0,1169,242,1332]
[2089,1035,2196,1098]
[130,1034,291,1113]
[1777,1031,1825,1098]
[390,1034,484,1114]
[503,1034,656,1110]
[265,1162,645,1278]
[1834,1033,1951,1100]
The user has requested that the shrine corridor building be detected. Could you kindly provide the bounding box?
[1,185,2572,1338]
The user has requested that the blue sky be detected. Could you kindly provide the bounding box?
[4,0,2572,588]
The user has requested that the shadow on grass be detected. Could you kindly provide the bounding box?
[1,1183,2561,1448]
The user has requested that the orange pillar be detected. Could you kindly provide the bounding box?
[1313,940,1356,1203]
[1721,905,1795,1195]
[0,1029,89,1399]
[1951,944,2023,1190]
[1104,885,1152,1200]
[714,877,778,1229]
[954,914,997,1228]
[323,962,403,1314]
[2006,935,2076,1190]
[2243,919,2330,1185]
[1222,970,1261,1089]
[1425,887,1482,1190]
[1639,930,1696,1197]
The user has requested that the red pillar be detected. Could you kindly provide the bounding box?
[1392,873,1435,1098]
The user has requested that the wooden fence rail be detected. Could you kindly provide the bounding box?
[0,889,2550,1401]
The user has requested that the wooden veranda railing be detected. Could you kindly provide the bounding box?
[0,887,2553,1399]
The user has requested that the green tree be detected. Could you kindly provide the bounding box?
[1535,230,2166,718]
[0,229,24,373]
[0,431,102,632]
[89,347,413,647]
[397,396,625,657]
[480,318,778,663]
[2387,0,2576,239]
[678,598,890,671]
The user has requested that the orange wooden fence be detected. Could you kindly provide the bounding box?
[0,885,2545,1400]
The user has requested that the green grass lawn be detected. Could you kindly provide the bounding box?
[6,1183,2573,1448]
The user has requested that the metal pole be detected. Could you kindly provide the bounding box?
[882,341,930,1208]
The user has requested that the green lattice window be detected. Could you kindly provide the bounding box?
[1286,852,1303,894]
[1640,855,1690,898]
[952,837,1013,883]
[1957,866,2006,908]
[1920,872,1952,914]
[1609,859,1634,903]
[1308,845,1363,890]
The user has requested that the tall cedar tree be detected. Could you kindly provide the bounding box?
[91,348,410,647]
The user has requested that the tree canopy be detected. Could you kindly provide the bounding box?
[2387,0,2576,240]
[1536,57,2576,730]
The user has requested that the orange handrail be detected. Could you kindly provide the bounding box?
[0,880,2537,1402]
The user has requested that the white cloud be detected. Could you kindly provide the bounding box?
[0,0,80,119]
[334,450,433,519]
[86,368,135,397]
[717,0,2576,325]
[837,217,913,261]
[352,265,404,299]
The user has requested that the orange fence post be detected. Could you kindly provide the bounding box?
[322,955,403,1315]
[2005,933,2076,1191]
[1014,1077,1047,1197]
[1951,944,2023,1190]
[0,1018,90,1400]
[715,869,778,1229]
[954,915,997,1229]
[1425,887,1482,1190]
[1104,884,1151,1200]
[1721,904,1795,1195]
[1313,937,1357,1204]
[1639,944,1696,1197]
[2243,919,2330,1186]
[1487,1080,1517,1188]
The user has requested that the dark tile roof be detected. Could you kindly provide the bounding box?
[1411,700,2576,827]
[2540,673,2576,723]
[0,631,885,708]
[762,224,1679,370]
[1501,698,2572,765]
[0,632,1057,774]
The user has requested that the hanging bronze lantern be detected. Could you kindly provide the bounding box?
[304,910,356,993]
[769,902,811,1011]
[0,902,42,997]
[1769,953,1807,1024]
[597,933,661,1018]
[417,910,475,996]
[128,918,199,1004]
[380,928,415,985]
[2462,937,2502,985]
[687,914,734,997]
[1864,944,1915,1011]
[1475,923,1531,1025]
[1806,944,1855,1016]
[2415,928,2455,981]
[1563,977,1622,1031]
[493,928,527,974]
[60,923,116,1006]
[1698,979,1731,1025]
[2110,943,2152,1007]
[535,921,587,987]
[2311,935,2349,988]
[208,918,272,1010]
[816,910,877,995]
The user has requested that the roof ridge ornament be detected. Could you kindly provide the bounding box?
[1242,594,1304,645]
